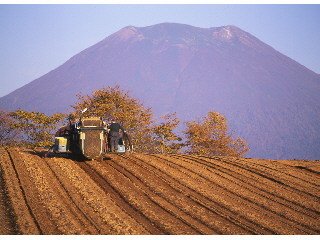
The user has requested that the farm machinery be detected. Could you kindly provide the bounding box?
[47,116,132,160]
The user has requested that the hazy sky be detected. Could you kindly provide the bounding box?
[1,3,320,97]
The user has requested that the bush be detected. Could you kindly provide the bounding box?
[184,111,249,158]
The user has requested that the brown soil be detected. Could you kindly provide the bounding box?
[0,146,319,235]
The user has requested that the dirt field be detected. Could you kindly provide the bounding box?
[0,146,319,235]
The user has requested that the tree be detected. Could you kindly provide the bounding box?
[152,112,182,154]
[184,111,249,158]
[0,109,19,146]
[9,109,66,148]
[71,85,155,153]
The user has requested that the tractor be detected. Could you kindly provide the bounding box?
[47,116,132,160]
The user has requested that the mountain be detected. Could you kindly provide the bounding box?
[1,23,319,160]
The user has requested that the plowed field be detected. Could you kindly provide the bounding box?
[0,147,319,235]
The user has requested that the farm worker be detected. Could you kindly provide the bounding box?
[108,119,125,152]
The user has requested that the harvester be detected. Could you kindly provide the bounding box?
[47,116,132,160]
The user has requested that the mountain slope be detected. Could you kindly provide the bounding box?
[1,23,319,159]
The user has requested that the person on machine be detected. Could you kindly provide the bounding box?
[108,119,125,152]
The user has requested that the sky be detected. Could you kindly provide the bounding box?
[1,3,320,97]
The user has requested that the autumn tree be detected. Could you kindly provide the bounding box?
[184,111,249,158]
[0,109,19,146]
[152,112,182,154]
[9,109,66,149]
[71,85,155,153]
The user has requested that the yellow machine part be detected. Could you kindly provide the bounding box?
[55,137,68,146]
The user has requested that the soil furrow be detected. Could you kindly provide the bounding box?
[52,157,149,235]
[242,158,320,187]
[7,149,59,234]
[197,155,320,212]
[42,156,102,234]
[195,155,318,219]
[224,158,319,195]
[223,159,320,209]
[163,154,319,234]
[114,154,259,234]
[1,148,319,235]
[143,154,315,234]
[15,150,100,234]
[123,154,272,234]
[0,147,41,234]
[0,162,20,235]
[76,159,163,234]
[108,155,218,234]
[46,157,119,234]
[85,159,201,234]
[175,154,319,223]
